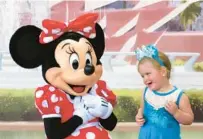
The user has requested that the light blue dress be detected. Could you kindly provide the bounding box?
[139,86,184,139]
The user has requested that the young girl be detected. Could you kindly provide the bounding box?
[135,45,194,139]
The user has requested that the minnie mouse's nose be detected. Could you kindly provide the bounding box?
[84,64,95,76]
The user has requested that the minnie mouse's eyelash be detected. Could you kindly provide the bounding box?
[87,47,93,53]
[70,47,76,53]
[66,47,76,54]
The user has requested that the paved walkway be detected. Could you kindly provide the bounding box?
[0,122,202,131]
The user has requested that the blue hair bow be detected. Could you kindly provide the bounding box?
[135,44,164,66]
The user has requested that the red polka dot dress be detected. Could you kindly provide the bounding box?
[35,80,117,139]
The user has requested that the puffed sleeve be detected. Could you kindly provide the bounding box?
[34,85,62,119]
[96,80,117,107]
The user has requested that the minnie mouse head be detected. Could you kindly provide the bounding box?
[9,13,105,96]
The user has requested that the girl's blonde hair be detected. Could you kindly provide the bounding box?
[138,51,172,79]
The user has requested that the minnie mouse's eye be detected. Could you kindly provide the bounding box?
[69,53,79,70]
[85,53,92,65]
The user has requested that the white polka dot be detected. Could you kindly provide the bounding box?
[55,106,60,114]
[42,27,48,34]
[56,31,64,36]
[60,97,63,101]
[49,86,55,92]
[52,28,61,34]
[71,130,80,136]
[51,94,58,103]
[36,90,44,98]
[43,36,54,43]
[42,100,48,108]
[89,33,96,38]
[101,90,108,97]
[83,26,92,33]
[86,132,95,139]
[77,31,84,35]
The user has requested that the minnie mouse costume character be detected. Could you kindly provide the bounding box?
[9,13,117,139]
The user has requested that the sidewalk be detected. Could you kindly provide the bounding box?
[0,122,202,131]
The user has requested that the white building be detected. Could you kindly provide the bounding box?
[0,0,51,52]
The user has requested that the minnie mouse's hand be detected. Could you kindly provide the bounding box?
[82,94,113,119]
[73,97,95,124]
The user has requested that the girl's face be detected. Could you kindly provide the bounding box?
[138,60,165,91]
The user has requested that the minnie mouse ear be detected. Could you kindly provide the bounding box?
[97,60,102,65]
[90,23,105,60]
[9,25,44,69]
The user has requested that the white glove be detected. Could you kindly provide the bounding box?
[82,94,113,119]
[73,96,95,124]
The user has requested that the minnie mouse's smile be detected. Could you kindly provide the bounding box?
[68,84,86,93]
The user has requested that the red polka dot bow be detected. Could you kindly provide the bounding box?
[39,13,99,44]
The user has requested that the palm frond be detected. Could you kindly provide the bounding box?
[179,1,202,29]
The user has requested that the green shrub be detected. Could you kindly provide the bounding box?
[193,62,203,72]
[114,90,203,122]
[114,96,139,122]
[186,90,203,122]
[172,59,185,66]
[0,89,203,122]
[0,96,39,121]
[171,59,203,72]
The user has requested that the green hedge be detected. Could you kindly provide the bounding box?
[172,59,203,72]
[114,90,203,122]
[194,62,203,72]
[114,96,139,122]
[0,96,39,121]
[0,90,203,122]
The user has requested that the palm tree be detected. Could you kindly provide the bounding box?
[179,0,202,30]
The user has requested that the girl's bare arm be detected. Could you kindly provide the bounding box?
[173,94,194,125]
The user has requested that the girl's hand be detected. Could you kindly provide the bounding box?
[165,101,178,116]
[135,108,145,126]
